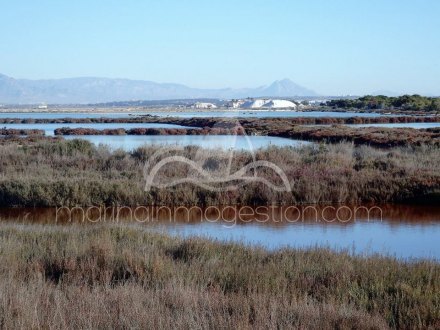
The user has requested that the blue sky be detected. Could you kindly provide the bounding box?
[1,0,439,95]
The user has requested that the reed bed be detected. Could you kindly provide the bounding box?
[0,224,438,329]
[0,139,438,206]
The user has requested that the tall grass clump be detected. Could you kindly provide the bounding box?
[0,224,437,328]
[0,139,438,206]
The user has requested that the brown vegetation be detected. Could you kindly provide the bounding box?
[0,128,45,136]
[54,126,245,136]
[3,115,440,147]
[153,118,440,147]
[150,115,440,128]
[53,127,127,135]
[0,135,63,146]
[0,139,438,207]
[270,126,440,148]
[51,119,440,147]
[0,224,438,329]
[1,115,439,125]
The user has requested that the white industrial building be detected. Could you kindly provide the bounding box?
[239,99,297,110]
[225,100,246,108]
[193,102,217,109]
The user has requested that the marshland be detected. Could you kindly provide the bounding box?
[3,0,440,327]
[1,136,439,206]
[0,224,438,329]
[0,111,439,328]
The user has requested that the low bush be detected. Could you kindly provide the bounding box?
[0,139,438,206]
[0,224,437,328]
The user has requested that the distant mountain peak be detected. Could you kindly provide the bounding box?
[269,78,302,89]
[0,73,318,104]
[277,78,295,83]
[261,79,318,97]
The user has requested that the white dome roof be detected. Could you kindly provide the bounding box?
[241,99,297,109]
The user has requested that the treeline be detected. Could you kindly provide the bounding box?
[327,95,440,112]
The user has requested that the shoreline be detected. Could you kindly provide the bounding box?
[0,107,435,115]
[1,107,306,113]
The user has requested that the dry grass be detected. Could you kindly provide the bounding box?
[0,139,438,206]
[0,223,438,329]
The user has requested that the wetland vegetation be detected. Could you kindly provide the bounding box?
[1,114,439,329]
[0,138,438,207]
[0,224,438,329]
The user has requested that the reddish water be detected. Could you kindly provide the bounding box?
[1,204,439,260]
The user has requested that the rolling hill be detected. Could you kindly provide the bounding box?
[0,74,318,104]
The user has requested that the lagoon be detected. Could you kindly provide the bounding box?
[64,135,311,151]
[2,204,438,260]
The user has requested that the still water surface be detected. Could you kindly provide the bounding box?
[64,135,311,151]
[0,205,438,260]
[0,111,392,119]
[3,122,438,136]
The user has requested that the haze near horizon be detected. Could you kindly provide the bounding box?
[1,0,439,96]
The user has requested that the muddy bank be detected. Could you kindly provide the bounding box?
[1,115,439,125]
[153,118,440,147]
[54,127,245,136]
[3,115,440,147]
[269,126,440,148]
[53,124,440,148]
[0,128,45,136]
[151,115,440,127]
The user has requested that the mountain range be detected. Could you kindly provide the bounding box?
[0,74,318,104]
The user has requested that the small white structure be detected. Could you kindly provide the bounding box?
[225,100,245,108]
[241,99,270,109]
[38,103,48,109]
[263,99,297,109]
[193,102,217,109]
[240,99,297,110]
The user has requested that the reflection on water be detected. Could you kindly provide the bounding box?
[0,123,192,136]
[0,111,392,119]
[64,135,311,151]
[1,204,439,260]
